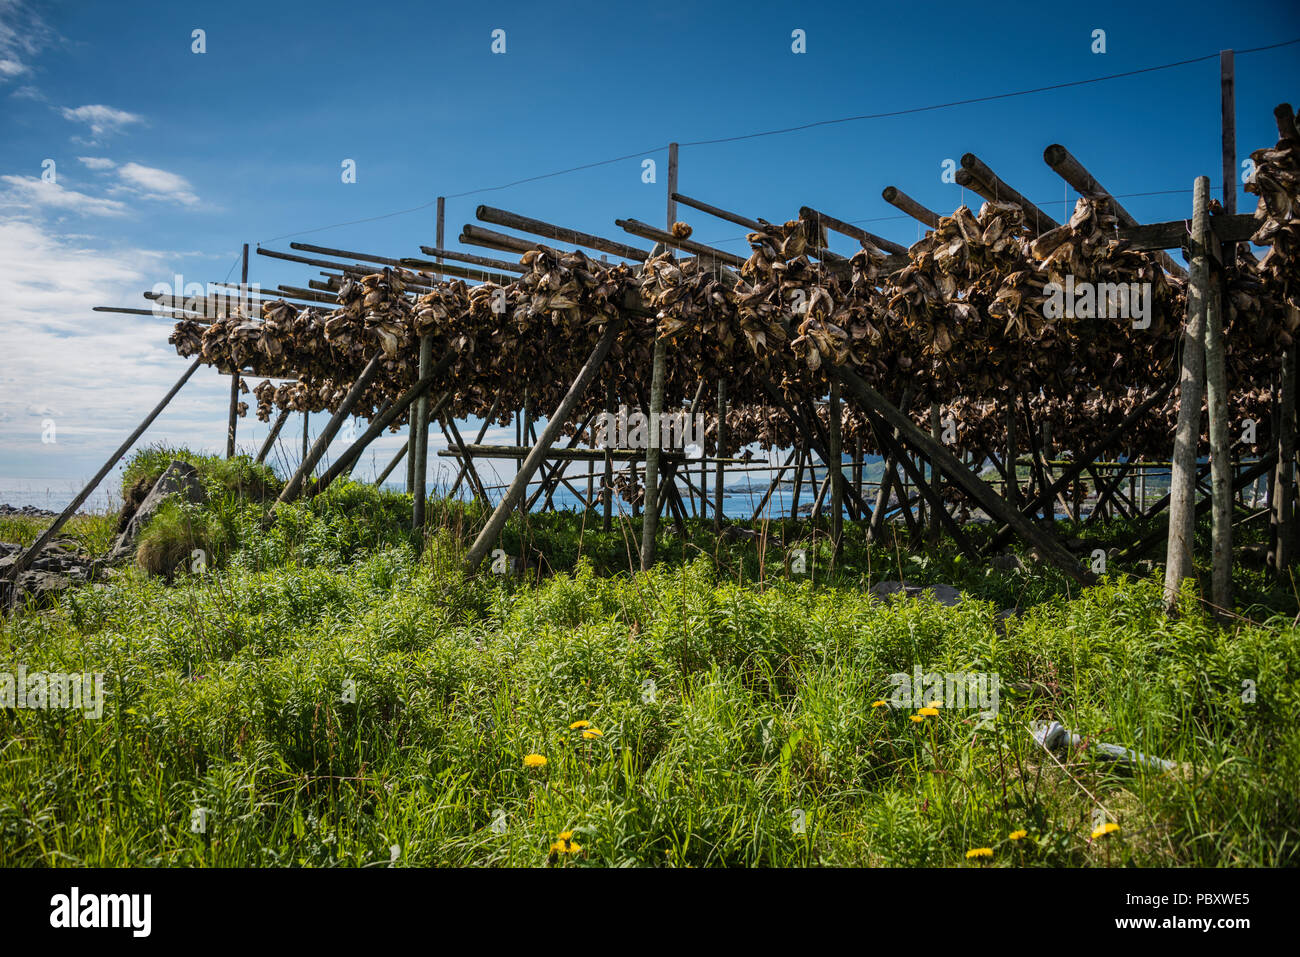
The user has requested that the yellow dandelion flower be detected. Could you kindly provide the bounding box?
[926,700,943,709]
[1091,822,1120,839]
[910,715,925,723]
[871,700,888,709]
[918,707,940,716]
[523,753,548,768]
[582,728,604,739]
[569,720,590,730]
[1008,829,1028,841]
[550,834,582,855]
[965,847,993,859]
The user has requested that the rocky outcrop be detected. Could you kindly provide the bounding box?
[869,579,963,607]
[0,539,100,609]
[106,461,206,564]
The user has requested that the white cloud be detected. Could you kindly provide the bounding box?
[59,103,145,140]
[0,0,56,85]
[77,156,116,170]
[0,175,129,217]
[0,217,243,484]
[116,162,199,206]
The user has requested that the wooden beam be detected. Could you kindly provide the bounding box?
[880,186,940,229]
[256,408,291,465]
[615,218,746,268]
[956,153,1060,236]
[275,352,384,507]
[1042,144,1187,277]
[476,205,650,262]
[835,366,1093,584]
[464,317,626,572]
[4,358,204,602]
[1165,177,1212,613]
[799,205,908,255]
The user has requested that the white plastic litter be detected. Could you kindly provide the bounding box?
[1030,720,1176,772]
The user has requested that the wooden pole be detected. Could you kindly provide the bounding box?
[226,243,248,458]
[871,388,913,540]
[829,379,843,553]
[1221,51,1236,216]
[410,198,445,536]
[412,334,433,531]
[376,440,408,487]
[929,402,941,539]
[277,353,384,507]
[836,366,1093,584]
[1272,345,1296,577]
[465,318,624,572]
[1005,388,1020,507]
[880,186,941,229]
[640,142,676,571]
[255,408,290,465]
[603,380,615,532]
[5,358,203,598]
[790,446,807,520]
[1205,219,1232,616]
[1164,177,1211,613]
[714,378,727,532]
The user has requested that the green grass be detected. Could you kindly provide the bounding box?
[1,453,1297,867]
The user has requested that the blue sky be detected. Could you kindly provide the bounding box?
[1,0,1298,502]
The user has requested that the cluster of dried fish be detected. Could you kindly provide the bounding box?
[884,198,1183,406]
[1245,105,1300,346]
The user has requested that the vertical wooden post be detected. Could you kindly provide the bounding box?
[412,334,433,533]
[303,412,310,466]
[1205,243,1231,615]
[829,379,843,554]
[1221,50,1236,215]
[790,445,806,520]
[226,243,248,459]
[853,437,863,520]
[1005,389,1020,507]
[411,198,444,537]
[640,141,676,570]
[714,379,727,532]
[1165,177,1211,613]
[1272,346,1296,576]
[603,380,615,531]
[929,402,941,539]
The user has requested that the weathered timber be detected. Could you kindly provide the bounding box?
[464,317,626,572]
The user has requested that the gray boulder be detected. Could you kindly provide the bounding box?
[870,580,963,607]
[107,461,206,563]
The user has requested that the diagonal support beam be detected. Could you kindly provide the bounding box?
[465,317,626,572]
[835,366,1093,584]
